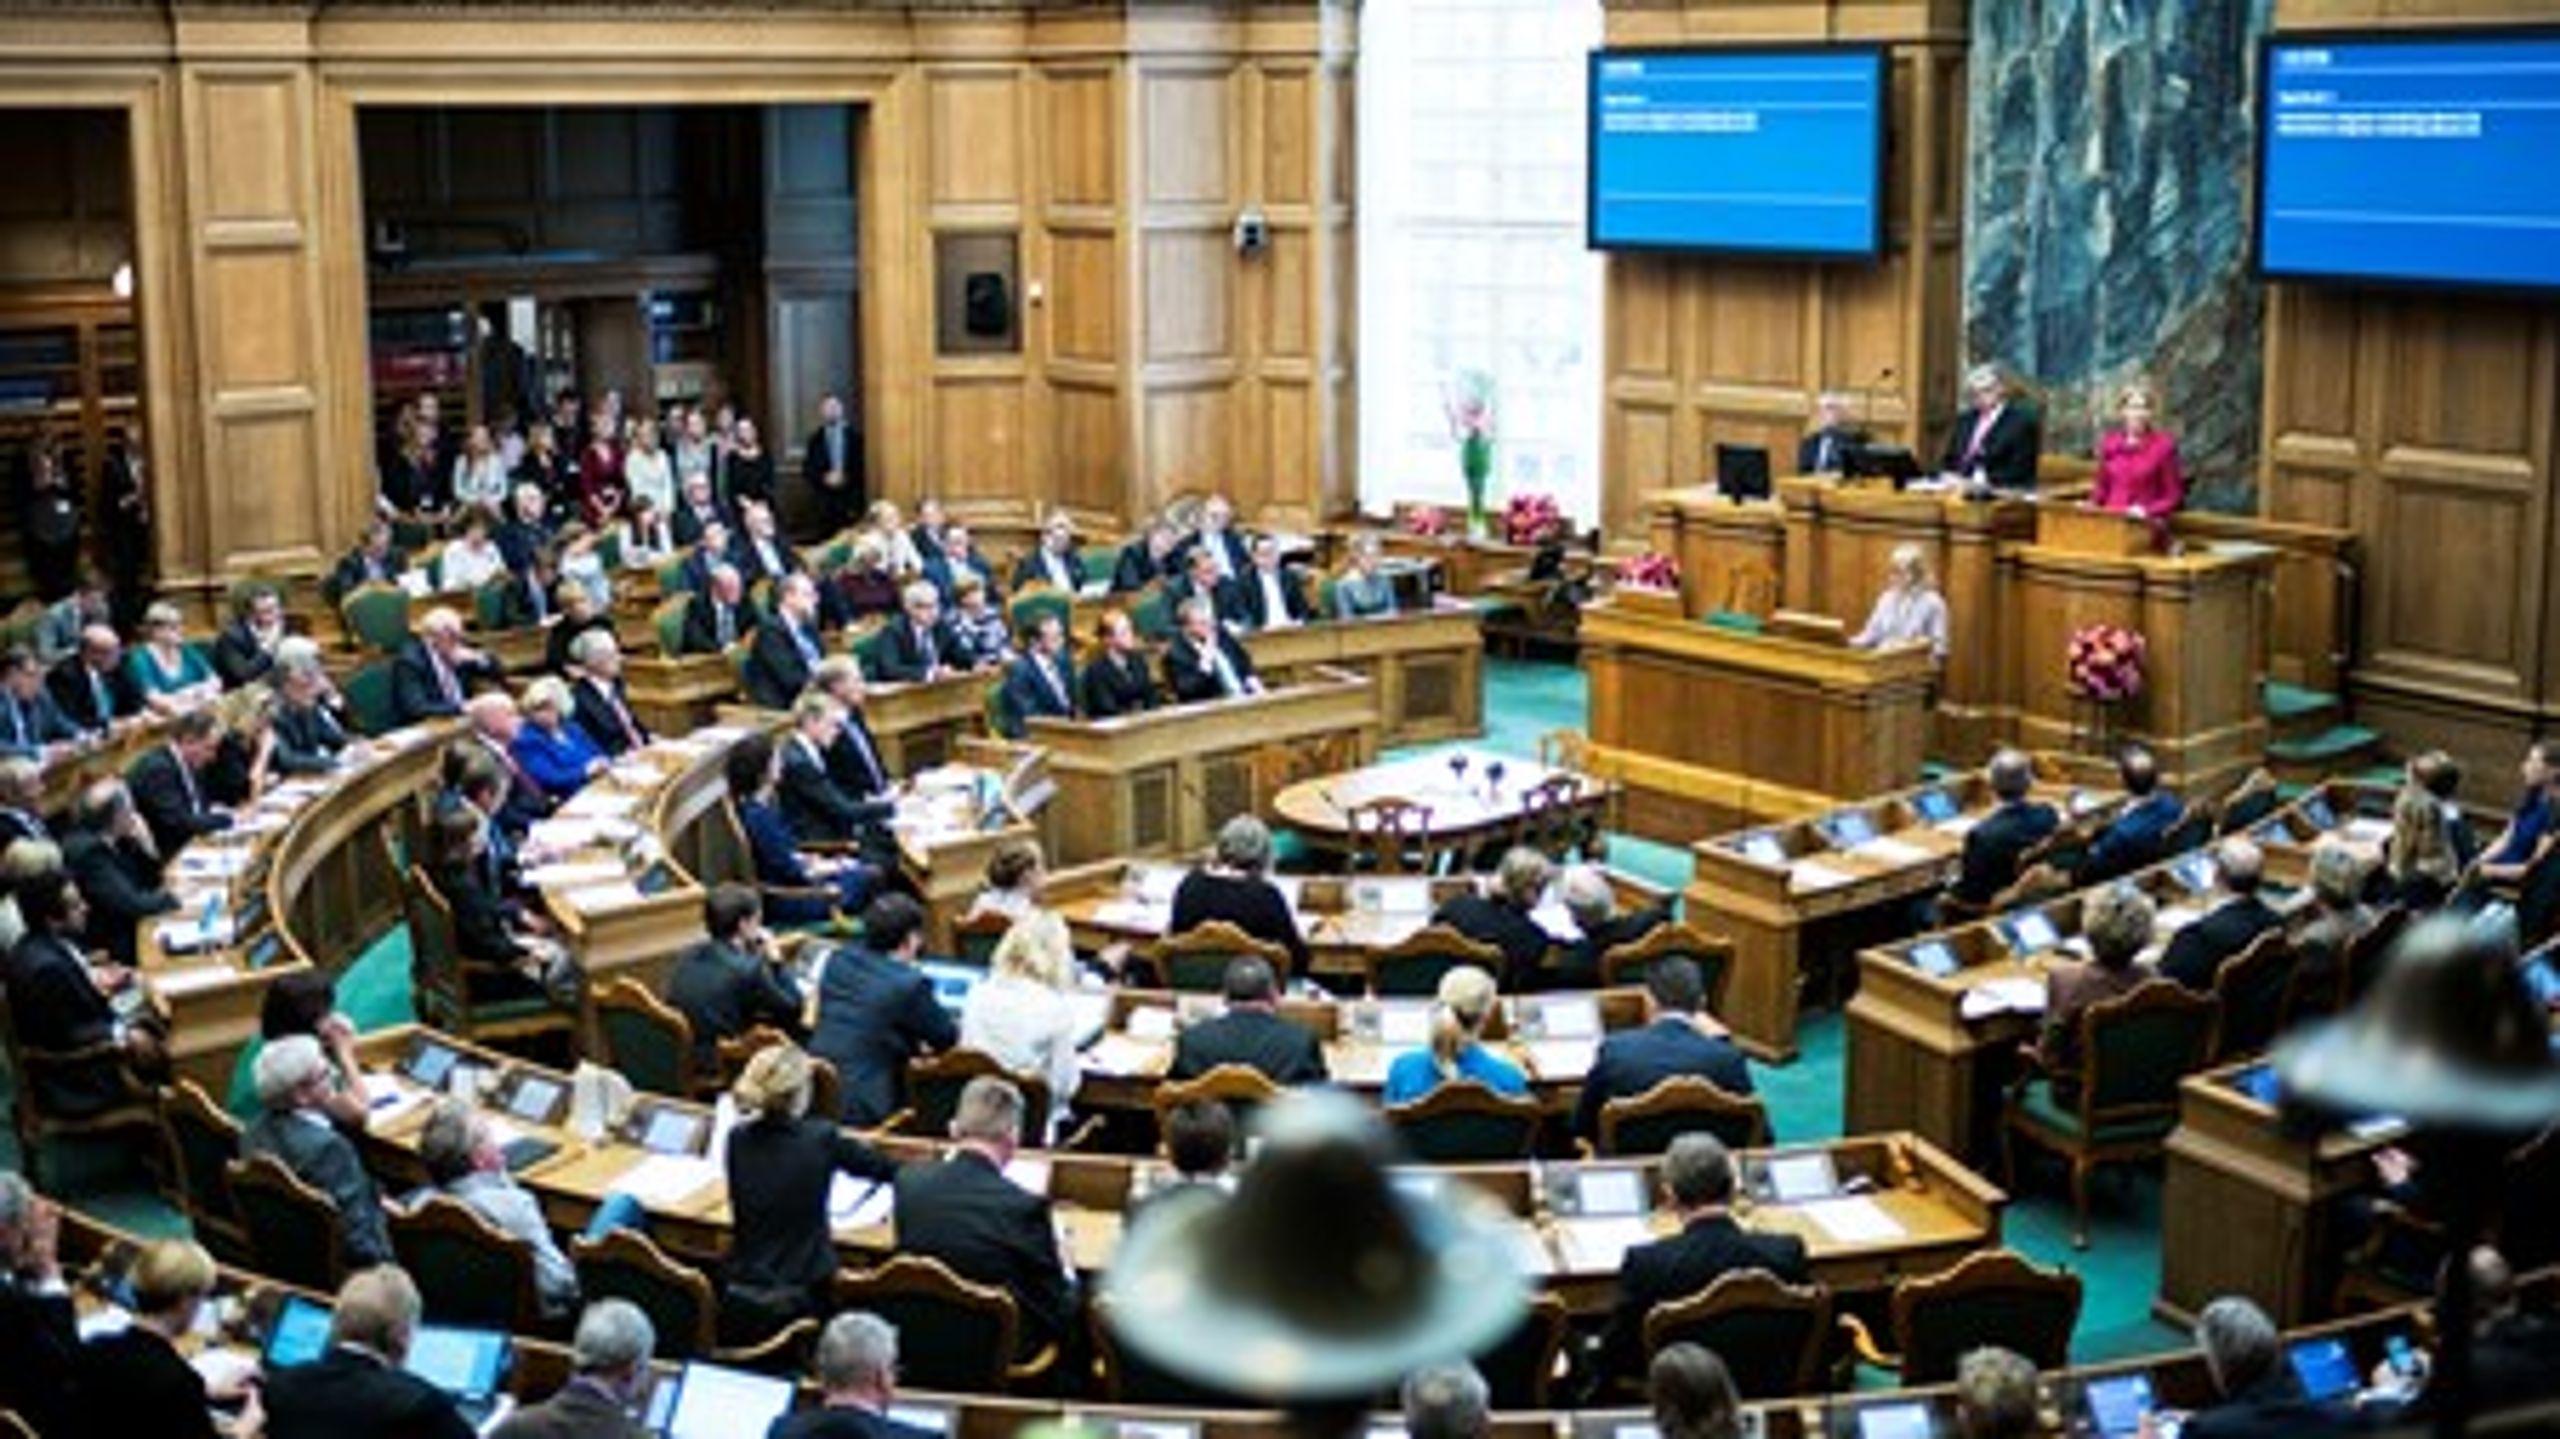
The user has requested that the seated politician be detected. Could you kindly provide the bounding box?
[668,882,807,1071]
[2158,836,2283,994]
[1550,863,1670,991]
[1013,510,1090,594]
[1330,532,1399,620]
[806,893,958,1127]
[1795,391,1866,475]
[996,612,1079,738]
[744,573,829,711]
[1570,956,1751,1140]
[1080,609,1160,719]
[510,676,606,803]
[892,1076,1075,1363]
[1938,363,2041,491]
[2090,382,2184,519]
[2475,739,2557,886]
[1382,964,1526,1104]
[1949,748,2059,910]
[1598,1133,1807,1384]
[778,691,894,849]
[678,562,759,655]
[1434,847,1555,993]
[1166,954,1328,1085]
[2035,883,2153,1093]
[1163,595,1264,704]
[1847,543,1948,663]
[1171,815,1307,975]
[2075,744,2181,884]
[727,731,878,927]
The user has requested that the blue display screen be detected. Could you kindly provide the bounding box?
[1588,47,1885,258]
[2258,31,2560,291]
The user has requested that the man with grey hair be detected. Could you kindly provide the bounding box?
[2182,1295,2336,1438]
[263,1265,473,1436]
[1939,361,2039,491]
[244,1034,394,1266]
[64,775,177,967]
[1164,592,1261,703]
[892,1074,1075,1361]
[1951,747,2059,909]
[1796,389,1866,475]
[488,1298,657,1439]
[567,629,648,759]
[2039,883,2155,1090]
[416,1098,582,1318]
[0,1171,77,1435]
[1554,863,1671,990]
[1601,1132,1808,1382]
[774,1311,930,1438]
[0,756,47,845]
[1167,954,1328,1085]
[2160,834,2282,994]
[392,604,498,724]
[877,580,964,683]
[1403,1362,1492,1439]
[678,560,756,656]
[47,622,138,733]
[1952,1346,2039,1438]
[1435,845,1558,991]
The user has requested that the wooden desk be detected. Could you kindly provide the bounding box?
[1683,765,2111,1062]
[1266,752,1610,860]
[1581,594,1938,841]
[1240,603,1486,746]
[1027,670,1380,866]
[30,713,170,816]
[2158,1058,2398,1329]
[624,652,739,735]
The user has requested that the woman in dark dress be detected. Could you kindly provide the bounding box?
[72,1239,256,1439]
[721,1042,897,1338]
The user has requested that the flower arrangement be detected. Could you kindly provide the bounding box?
[1443,369,1497,532]
[2067,624,2148,703]
[1502,492,1565,547]
[1615,550,1682,592]
[1402,504,1451,538]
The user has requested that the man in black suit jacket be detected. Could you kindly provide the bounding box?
[1951,749,2061,908]
[242,1033,395,1267]
[1571,956,1754,1140]
[1167,957,1328,1085]
[678,564,759,655]
[390,609,499,726]
[2178,1296,2347,1439]
[1163,597,1263,705]
[1169,546,1250,632]
[1081,610,1159,720]
[326,521,409,603]
[801,394,863,533]
[1552,864,1668,991]
[807,894,958,1125]
[1012,513,1091,595]
[1236,535,1315,632]
[669,471,733,549]
[1175,494,1252,580]
[891,1075,1075,1359]
[1110,519,1182,594]
[668,884,807,1071]
[780,693,895,846]
[0,1173,80,1438]
[64,780,176,967]
[565,630,648,759]
[46,625,141,734]
[1598,1132,1808,1383]
[1795,392,1867,475]
[2159,836,2284,993]
[211,585,290,689]
[773,1311,942,1439]
[1938,364,2041,491]
[126,709,234,861]
[494,556,559,632]
[0,647,82,761]
[4,874,159,1118]
[747,574,828,710]
[997,614,1079,738]
[874,582,969,683]
[1434,848,1557,993]
[732,498,806,590]
[262,1266,475,1439]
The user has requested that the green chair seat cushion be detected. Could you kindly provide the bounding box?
[2014,1079,2177,1146]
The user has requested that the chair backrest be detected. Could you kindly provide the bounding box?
[2216,770,2281,835]
[850,622,893,684]
[2077,980,2218,1128]
[389,1194,545,1332]
[1385,1080,1544,1163]
[226,1152,346,1291]
[573,1227,716,1358]
[340,582,413,654]
[1599,923,1736,1012]
[1596,1075,1771,1156]
[1472,1291,1570,1409]
[1007,585,1071,640]
[342,660,399,737]
[403,870,468,1034]
[2209,928,2294,1061]
[473,579,510,633]
[1889,1249,2084,1385]
[157,1079,245,1233]
[830,1255,1020,1391]
[694,796,755,888]
[1128,582,1175,642]
[657,557,696,597]
[1641,1269,1832,1400]
[951,909,1011,967]
[1513,772,1595,860]
[1141,920,1292,992]
[1150,1064,1283,1134]
[1364,923,1504,998]
[2342,904,2411,1005]
[903,1048,1052,1141]
[1344,795,1437,876]
[651,595,691,656]
[2159,803,2216,860]
[595,975,698,1097]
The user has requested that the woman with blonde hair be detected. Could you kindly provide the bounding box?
[72,1237,260,1437]
[722,1041,898,1329]
[201,683,279,807]
[512,675,607,801]
[2092,381,2185,519]
[1848,543,1949,662]
[126,601,220,715]
[2388,770,2461,910]
[960,910,1103,1137]
[1383,963,1527,1104]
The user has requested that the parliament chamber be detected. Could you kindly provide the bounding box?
[3,2,2560,1438]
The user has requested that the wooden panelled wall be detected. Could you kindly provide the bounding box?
[2262,0,2560,779]
[0,1,1352,607]
[1597,0,1968,540]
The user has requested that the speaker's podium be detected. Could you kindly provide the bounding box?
[1581,589,1938,838]
[2012,502,2273,791]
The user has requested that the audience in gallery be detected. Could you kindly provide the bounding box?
[1847,543,1949,663]
[807,891,958,1127]
[890,1074,1076,1363]
[2090,382,2185,520]
[959,910,1104,1140]
[1570,956,1753,1140]
[1169,815,1305,975]
[484,1298,655,1439]
[668,880,808,1071]
[1166,954,1328,1086]
[945,569,1013,667]
[260,1265,474,1438]
[1434,845,1556,993]
[1598,1131,1808,1383]
[1382,962,1527,1105]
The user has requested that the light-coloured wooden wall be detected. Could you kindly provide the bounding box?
[1596,0,1968,539]
[0,0,1352,607]
[2263,0,2560,780]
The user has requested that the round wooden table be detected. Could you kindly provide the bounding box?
[1268,751,1610,853]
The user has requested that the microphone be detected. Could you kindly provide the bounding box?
[1860,365,1895,436]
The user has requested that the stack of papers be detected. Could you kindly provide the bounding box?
[1852,836,1936,867]
[559,790,641,820]
[1788,857,1860,891]
[521,860,628,890]
[1555,1216,1658,1271]
[1089,900,1170,932]
[1083,1034,1167,1077]
[1125,1006,1179,1040]
[563,881,647,913]
[829,1175,894,1229]
[1796,1196,1905,1244]
[1521,1039,1597,1081]
[1959,977,2048,1020]
[613,1154,722,1211]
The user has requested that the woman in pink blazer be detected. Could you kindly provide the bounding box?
[2091,383,2185,518]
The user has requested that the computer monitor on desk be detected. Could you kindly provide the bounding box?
[1842,443,1923,486]
[1715,443,1773,501]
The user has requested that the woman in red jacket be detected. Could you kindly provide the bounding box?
[2091,382,2185,519]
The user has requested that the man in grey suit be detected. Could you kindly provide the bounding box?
[489,1300,656,1439]
[241,1035,394,1267]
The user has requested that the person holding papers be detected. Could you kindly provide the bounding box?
[1847,544,1948,663]
[1599,1133,1808,1384]
[2034,883,2153,1094]
[1382,964,1526,1104]
[724,1042,900,1334]
[1937,364,2041,491]
[2090,383,2184,519]
[1164,595,1264,704]
[1571,958,1752,1141]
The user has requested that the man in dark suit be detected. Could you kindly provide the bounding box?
[1951,749,2060,909]
[64,779,177,968]
[874,581,968,683]
[810,659,899,850]
[487,1298,656,1439]
[2076,745,2182,885]
[773,1311,942,1439]
[242,1033,395,1267]
[668,884,807,1071]
[922,524,1000,607]
[0,646,82,761]
[326,520,409,603]
[747,574,828,710]
[1937,363,2041,491]
[2159,836,2284,993]
[1110,519,1182,594]
[807,893,958,1126]
[211,584,290,689]
[891,1075,1074,1360]
[1795,391,1867,475]
[731,498,805,589]
[1013,512,1090,595]
[495,482,554,576]
[1434,848,1557,993]
[261,1265,475,1439]
[1167,956,1328,1085]
[494,552,559,631]
[391,608,499,726]
[126,708,234,860]
[679,563,758,656]
[0,758,47,847]
[3,873,162,1118]
[47,624,141,734]
[1163,596,1263,704]
[1236,534,1314,632]
[997,613,1078,738]
[1571,957,1754,1141]
[1081,609,1158,720]
[2179,1296,2346,1439]
[1169,546,1249,632]
[781,692,895,847]
[669,470,733,549]
[1175,493,1252,580]
[271,657,353,774]
[1551,864,1668,991]
[0,1172,80,1438]
[801,393,863,533]
[565,630,648,759]
[1598,1132,1807,1383]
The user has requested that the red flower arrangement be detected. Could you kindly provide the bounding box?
[1615,551,1681,592]
[2067,624,2148,703]
[1502,492,1565,547]
[1402,505,1451,538]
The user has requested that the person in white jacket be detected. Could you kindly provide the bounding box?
[958,910,1102,1142]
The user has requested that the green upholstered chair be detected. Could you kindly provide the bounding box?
[594,976,699,1098]
[898,1048,1051,1142]
[830,1255,1051,1392]
[155,1080,250,1264]
[339,582,413,654]
[403,869,574,1049]
[1866,1249,2082,1386]
[1362,923,1504,998]
[1005,584,1071,641]
[341,660,398,736]
[390,1195,547,1333]
[573,1227,716,1358]
[650,595,691,659]
[2003,978,2216,1247]
[1597,922,1736,1010]
[226,1153,347,1292]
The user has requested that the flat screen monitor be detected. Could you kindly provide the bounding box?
[2257,29,2560,292]
[1574,1168,1648,1217]
[1737,832,1789,867]
[2000,909,2061,955]
[1715,443,1773,501]
[1842,1400,1936,1439]
[2301,792,2338,831]
[660,1360,797,1439]
[1818,809,1879,850]
[502,1074,565,1125]
[401,1039,462,1091]
[1907,939,1961,980]
[403,1325,509,1399]
[1588,46,1887,259]
[263,1295,333,1369]
[1758,1151,1840,1204]
[2081,1373,2157,1439]
[1909,787,1959,824]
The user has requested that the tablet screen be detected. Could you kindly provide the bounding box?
[640,1108,703,1156]
[1908,940,1959,978]
[403,1041,460,1090]
[1738,832,1788,867]
[2302,793,2337,830]
[1763,1152,1838,1204]
[1911,788,1958,824]
[1575,1168,1646,1217]
[404,1325,507,1398]
[2082,1373,2154,1438]
[1823,810,1879,848]
[505,1075,563,1123]
[665,1361,796,1439]
[263,1295,332,1369]
[2006,910,2060,954]
[2288,1336,2358,1402]
[1852,1402,1934,1439]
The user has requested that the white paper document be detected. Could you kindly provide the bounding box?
[612,1154,722,1211]
[520,860,628,890]
[1788,858,1860,892]
[1521,1039,1597,1081]
[829,1175,894,1230]
[1795,1196,1905,1244]
[1959,976,2047,1020]
[1083,1033,1167,1076]
[1851,837,1935,867]
[1555,1216,1659,1272]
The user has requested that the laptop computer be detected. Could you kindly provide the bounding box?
[651,1359,797,1439]
[262,1294,333,1369]
[403,1324,511,1429]
[1909,787,1960,824]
